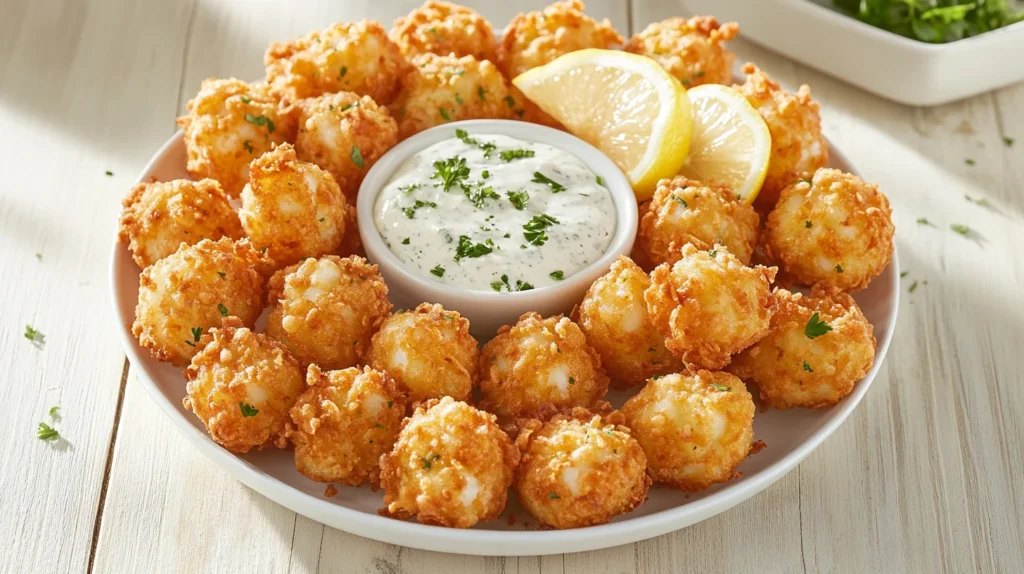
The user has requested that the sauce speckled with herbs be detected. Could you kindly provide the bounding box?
[374,130,616,292]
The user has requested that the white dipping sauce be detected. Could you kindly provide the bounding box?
[374,131,616,292]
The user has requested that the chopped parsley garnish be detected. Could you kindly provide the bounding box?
[916,217,933,226]
[430,265,445,277]
[835,264,844,273]
[239,402,259,417]
[709,249,717,258]
[477,86,486,101]
[34,253,42,261]
[462,182,500,208]
[439,107,451,121]
[965,158,975,166]
[24,325,44,346]
[523,213,559,246]
[805,220,813,229]
[454,93,463,105]
[596,175,605,186]
[804,312,833,339]
[398,183,422,194]
[532,171,565,193]
[1004,137,1015,147]
[482,170,490,179]
[401,200,437,219]
[455,129,497,158]
[550,270,564,280]
[244,113,275,133]
[217,271,226,278]
[240,95,252,104]
[549,492,560,499]
[950,223,970,235]
[217,303,229,317]
[506,190,529,210]
[49,406,60,418]
[500,149,535,162]
[402,238,410,245]
[503,95,515,108]
[341,101,359,112]
[455,235,493,261]
[432,156,470,191]
[900,271,909,278]
[803,361,814,372]
[243,140,254,154]
[421,453,441,469]
[191,327,203,341]
[37,422,60,441]
[351,146,364,168]
[338,65,347,78]
[909,280,919,293]
[711,383,731,392]
[568,377,576,385]
[965,195,991,208]
[490,274,533,292]
[672,195,688,208]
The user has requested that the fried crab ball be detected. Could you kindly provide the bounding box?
[621,370,754,491]
[379,397,519,528]
[638,176,760,267]
[238,143,349,269]
[736,63,828,212]
[132,238,266,366]
[265,256,391,370]
[479,313,610,419]
[764,168,894,292]
[390,52,512,139]
[572,257,681,387]
[288,365,407,485]
[264,21,405,105]
[177,78,297,197]
[183,317,305,453]
[645,244,776,370]
[624,16,739,87]
[118,178,242,269]
[514,411,650,529]
[293,92,398,201]
[367,304,479,403]
[390,1,496,61]
[729,285,876,409]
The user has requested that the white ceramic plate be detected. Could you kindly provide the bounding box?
[109,130,899,556]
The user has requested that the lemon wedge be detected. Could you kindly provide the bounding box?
[679,84,771,203]
[513,49,692,200]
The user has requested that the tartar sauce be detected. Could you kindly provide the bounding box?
[374,130,616,292]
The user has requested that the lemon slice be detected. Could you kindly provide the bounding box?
[513,49,692,200]
[679,84,771,203]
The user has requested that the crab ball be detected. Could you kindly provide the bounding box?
[638,176,760,267]
[264,20,406,104]
[238,143,349,269]
[177,78,296,197]
[572,257,681,387]
[624,16,739,87]
[293,92,398,201]
[390,52,513,139]
[334,203,365,258]
[379,397,519,528]
[729,285,876,409]
[645,244,776,370]
[118,178,243,268]
[367,304,479,403]
[479,313,610,419]
[288,365,407,485]
[265,256,391,370]
[621,370,754,491]
[735,63,828,213]
[390,1,496,61]
[514,411,650,529]
[764,168,894,292]
[132,238,266,366]
[183,317,304,453]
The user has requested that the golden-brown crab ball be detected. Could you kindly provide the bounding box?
[729,285,876,409]
[264,20,406,104]
[293,92,398,201]
[390,1,496,61]
[645,244,776,370]
[479,313,610,419]
[379,397,519,528]
[132,238,267,367]
[638,176,760,267]
[238,143,349,269]
[624,16,739,87]
[514,411,649,529]
[118,178,243,269]
[367,304,479,403]
[334,203,365,258]
[621,370,754,491]
[265,256,391,370]
[183,317,305,453]
[735,63,828,213]
[764,168,894,292]
[572,257,681,387]
[390,52,513,139]
[288,365,407,485]
[177,79,297,197]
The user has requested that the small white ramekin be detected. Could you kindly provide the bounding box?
[356,119,637,338]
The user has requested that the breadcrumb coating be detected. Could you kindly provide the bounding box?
[118,178,242,268]
[288,365,407,485]
[645,244,776,370]
[729,285,876,409]
[183,317,304,453]
[368,303,479,403]
[621,370,754,491]
[132,238,267,367]
[238,143,349,270]
[177,78,297,197]
[265,256,391,370]
[379,397,519,528]
[624,16,739,87]
[294,92,398,201]
[265,20,406,104]
[764,168,894,292]
[638,176,760,267]
[572,257,681,387]
[390,1,496,61]
[479,313,610,419]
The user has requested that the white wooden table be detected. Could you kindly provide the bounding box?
[2,0,1022,572]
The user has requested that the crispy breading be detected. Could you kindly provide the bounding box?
[624,16,739,87]
[390,1,496,61]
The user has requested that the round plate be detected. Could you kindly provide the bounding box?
[110,130,899,556]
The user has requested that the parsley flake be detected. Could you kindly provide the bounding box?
[432,156,470,191]
[500,149,535,162]
[569,376,576,385]
[709,249,717,258]
[477,86,486,101]
[462,181,500,208]
[596,175,605,186]
[243,140,254,154]
[950,223,970,235]
[916,217,933,226]
[491,274,533,292]
[835,264,844,273]
[503,95,515,108]
[711,383,731,392]
[430,265,445,277]
[900,271,909,278]
[549,492,560,499]
[805,220,813,229]
[1004,137,1015,147]
[341,101,359,112]
[351,146,364,168]
[49,406,60,418]
[402,238,410,245]
[398,183,422,194]
[217,303,229,317]
[240,95,252,104]
[532,172,565,193]
[37,422,60,441]
[455,235,493,261]
[909,280,919,293]
[550,270,564,280]
[523,213,559,246]
[239,402,259,417]
[672,195,688,208]
[506,190,529,210]
[244,113,276,133]
[24,325,45,346]
[455,129,496,157]
[439,108,451,121]
[217,271,226,279]
[803,361,814,372]
[965,158,975,166]
[402,199,438,219]
[804,312,833,339]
